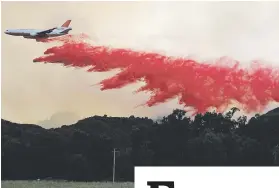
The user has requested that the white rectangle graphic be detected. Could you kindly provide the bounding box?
[135,167,279,188]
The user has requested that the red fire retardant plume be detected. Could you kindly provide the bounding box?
[33,34,279,114]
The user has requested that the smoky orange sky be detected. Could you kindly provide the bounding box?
[1,1,279,128]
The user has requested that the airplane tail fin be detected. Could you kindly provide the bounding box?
[61,20,71,27]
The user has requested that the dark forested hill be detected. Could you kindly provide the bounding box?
[2,108,279,181]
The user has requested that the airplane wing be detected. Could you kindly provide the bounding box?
[36,27,57,35]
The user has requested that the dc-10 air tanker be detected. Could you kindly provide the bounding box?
[4,20,72,41]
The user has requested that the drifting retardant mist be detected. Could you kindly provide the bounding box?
[33,34,279,114]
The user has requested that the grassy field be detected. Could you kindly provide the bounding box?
[1,181,134,188]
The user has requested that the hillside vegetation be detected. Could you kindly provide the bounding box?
[2,108,279,181]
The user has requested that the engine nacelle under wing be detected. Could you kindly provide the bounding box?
[30,32,38,36]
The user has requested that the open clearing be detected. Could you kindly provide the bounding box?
[1,181,134,188]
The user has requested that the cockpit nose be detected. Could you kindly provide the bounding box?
[4,30,9,34]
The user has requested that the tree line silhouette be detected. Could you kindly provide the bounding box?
[2,107,279,181]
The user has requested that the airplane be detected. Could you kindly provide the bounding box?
[4,20,72,41]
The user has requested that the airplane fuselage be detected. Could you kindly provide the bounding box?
[5,20,72,41]
[4,27,72,39]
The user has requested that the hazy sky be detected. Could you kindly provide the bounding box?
[2,1,279,127]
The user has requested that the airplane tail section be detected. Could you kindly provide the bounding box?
[61,20,71,27]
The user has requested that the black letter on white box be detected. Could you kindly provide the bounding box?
[147,181,174,188]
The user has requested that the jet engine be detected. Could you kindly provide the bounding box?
[30,32,37,36]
